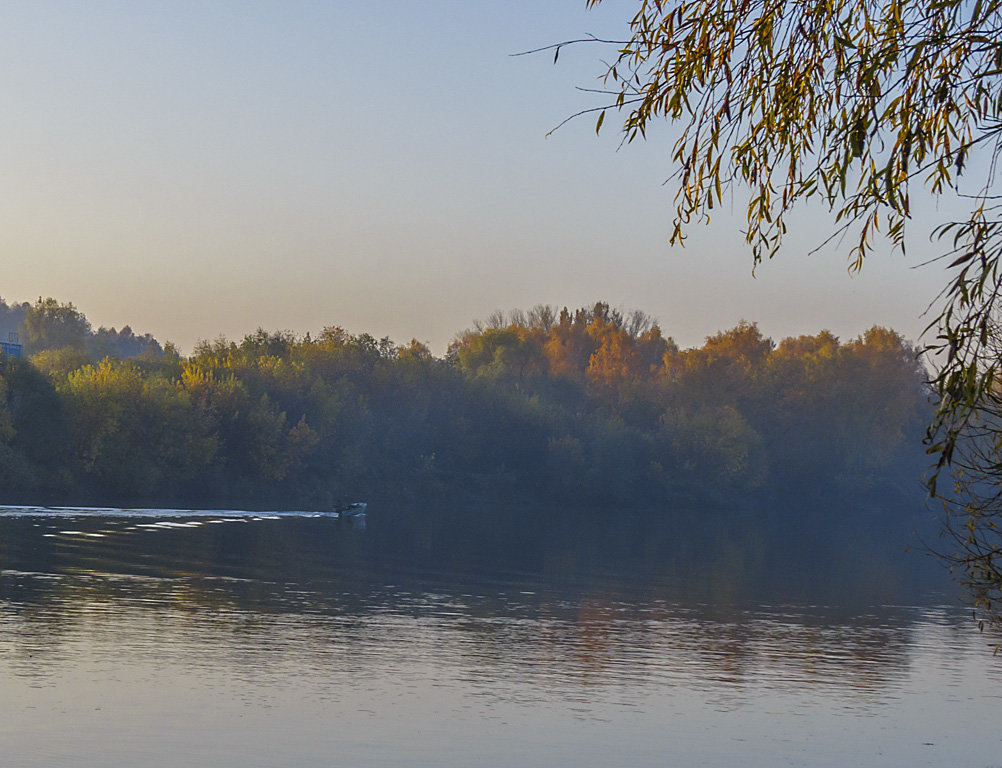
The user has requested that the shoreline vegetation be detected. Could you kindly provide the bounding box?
[0,297,930,514]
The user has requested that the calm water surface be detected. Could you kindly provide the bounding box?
[0,502,999,767]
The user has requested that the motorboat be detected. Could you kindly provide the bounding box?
[336,502,367,518]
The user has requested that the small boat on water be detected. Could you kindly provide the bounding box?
[336,502,367,519]
[335,501,367,529]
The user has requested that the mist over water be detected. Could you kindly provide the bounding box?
[1,500,999,767]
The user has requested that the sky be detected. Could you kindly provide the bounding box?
[0,1,953,354]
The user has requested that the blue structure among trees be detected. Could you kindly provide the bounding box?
[0,336,22,358]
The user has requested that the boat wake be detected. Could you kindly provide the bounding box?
[0,503,366,520]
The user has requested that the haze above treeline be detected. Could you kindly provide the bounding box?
[0,296,930,510]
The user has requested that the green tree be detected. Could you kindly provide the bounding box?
[60,360,216,501]
[0,355,69,491]
[660,405,768,490]
[451,326,548,388]
[20,297,90,355]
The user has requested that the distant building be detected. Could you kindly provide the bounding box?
[0,333,22,358]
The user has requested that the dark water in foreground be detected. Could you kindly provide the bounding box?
[0,501,1000,767]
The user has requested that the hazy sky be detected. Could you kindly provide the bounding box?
[0,1,951,353]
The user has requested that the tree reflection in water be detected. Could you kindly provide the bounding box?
[0,501,995,768]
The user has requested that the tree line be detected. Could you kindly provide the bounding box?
[0,297,931,509]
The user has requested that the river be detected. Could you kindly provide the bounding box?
[0,501,999,767]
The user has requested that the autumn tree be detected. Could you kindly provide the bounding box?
[543,309,593,383]
[587,329,644,391]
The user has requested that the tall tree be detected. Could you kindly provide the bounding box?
[20,298,90,355]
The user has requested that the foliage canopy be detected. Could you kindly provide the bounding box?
[0,298,927,509]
